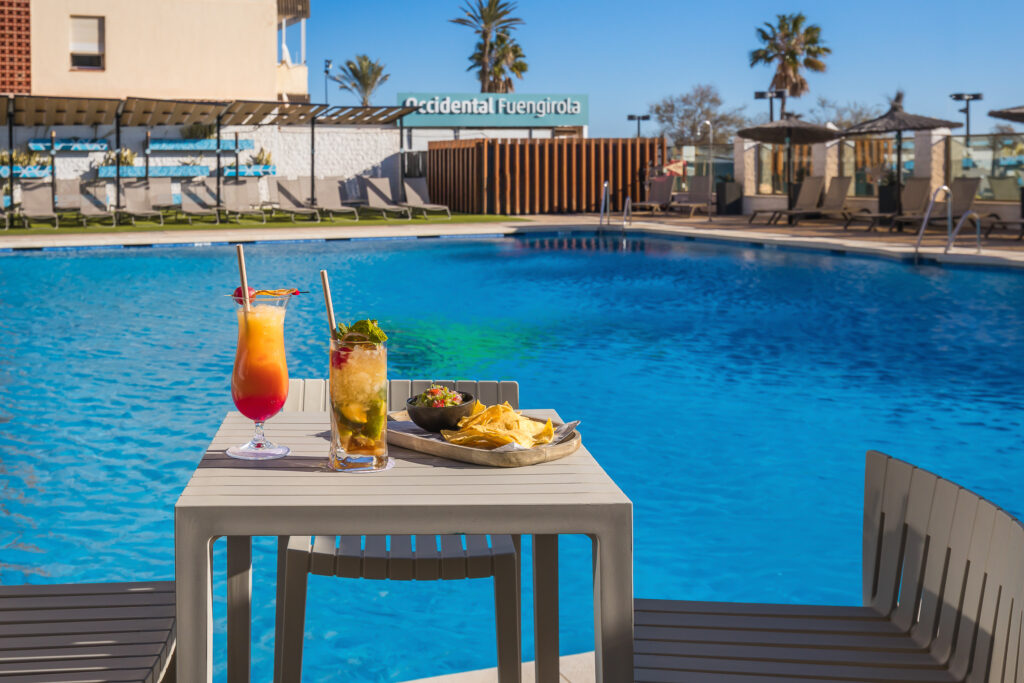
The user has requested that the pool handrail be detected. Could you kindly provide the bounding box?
[946,210,982,254]
[914,184,952,264]
[623,195,632,228]
[598,179,610,227]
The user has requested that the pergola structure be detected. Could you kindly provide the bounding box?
[1,95,417,211]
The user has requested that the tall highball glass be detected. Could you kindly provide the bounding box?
[227,294,291,460]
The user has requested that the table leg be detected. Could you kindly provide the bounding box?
[532,534,559,683]
[226,536,252,683]
[175,515,214,682]
[591,523,633,683]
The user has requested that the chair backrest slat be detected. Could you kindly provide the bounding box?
[122,180,152,213]
[890,467,939,631]
[901,177,932,214]
[404,177,431,206]
[20,180,53,214]
[947,499,998,678]
[951,177,981,216]
[687,175,711,202]
[870,455,915,616]
[287,378,519,414]
[148,177,173,206]
[929,488,984,663]
[966,511,1017,683]
[822,176,851,210]
[793,176,825,210]
[363,177,397,209]
[315,177,343,210]
[910,476,961,647]
[276,178,307,210]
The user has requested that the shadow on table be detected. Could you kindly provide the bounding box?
[199,431,488,472]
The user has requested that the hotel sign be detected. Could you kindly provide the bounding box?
[398,92,588,128]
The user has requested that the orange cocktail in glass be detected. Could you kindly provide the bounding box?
[227,290,292,459]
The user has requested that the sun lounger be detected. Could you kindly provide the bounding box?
[79,180,116,226]
[222,178,265,223]
[55,178,81,217]
[275,378,522,683]
[276,178,321,222]
[749,176,825,224]
[203,177,226,211]
[780,175,852,225]
[2,580,176,682]
[982,214,1024,240]
[669,175,712,217]
[843,177,931,232]
[634,451,1024,682]
[892,176,981,233]
[119,179,164,225]
[402,176,451,219]
[633,176,674,213]
[987,175,1019,201]
[314,177,359,220]
[19,180,59,228]
[361,176,412,220]
[180,179,220,225]
[261,175,279,211]
[148,177,176,212]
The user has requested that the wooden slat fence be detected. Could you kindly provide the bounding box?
[427,137,666,215]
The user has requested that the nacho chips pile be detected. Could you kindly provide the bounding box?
[441,402,555,450]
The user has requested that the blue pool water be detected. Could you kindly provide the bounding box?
[1,233,1022,681]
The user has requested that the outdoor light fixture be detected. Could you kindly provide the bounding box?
[627,113,650,138]
[950,93,982,145]
[754,89,787,121]
[324,59,333,104]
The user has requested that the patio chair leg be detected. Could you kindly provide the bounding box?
[533,534,559,683]
[226,536,251,683]
[275,536,310,683]
[494,539,522,683]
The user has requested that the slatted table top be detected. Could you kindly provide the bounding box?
[176,410,630,528]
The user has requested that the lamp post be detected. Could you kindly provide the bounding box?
[950,93,983,147]
[699,119,713,223]
[324,59,332,105]
[754,89,787,121]
[627,113,650,138]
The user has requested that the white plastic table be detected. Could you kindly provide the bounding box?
[174,410,633,682]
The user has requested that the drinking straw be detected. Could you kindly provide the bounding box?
[319,269,337,333]
[235,244,251,311]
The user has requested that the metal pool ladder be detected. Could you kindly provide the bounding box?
[598,180,610,228]
[946,211,982,254]
[622,195,632,229]
[914,185,952,264]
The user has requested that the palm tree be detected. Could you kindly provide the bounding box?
[328,55,390,106]
[468,33,527,93]
[749,13,830,114]
[451,0,524,93]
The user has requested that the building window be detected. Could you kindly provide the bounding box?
[70,16,104,69]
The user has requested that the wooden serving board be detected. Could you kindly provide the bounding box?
[386,411,581,468]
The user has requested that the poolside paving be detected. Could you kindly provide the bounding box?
[401,652,595,683]
[1,213,1022,269]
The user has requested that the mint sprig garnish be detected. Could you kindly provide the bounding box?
[333,319,388,344]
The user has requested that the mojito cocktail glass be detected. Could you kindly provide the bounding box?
[228,293,291,459]
[328,337,390,471]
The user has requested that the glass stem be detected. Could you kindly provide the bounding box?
[253,421,266,448]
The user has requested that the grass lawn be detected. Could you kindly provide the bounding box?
[3,212,525,236]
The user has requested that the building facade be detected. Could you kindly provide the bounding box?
[0,0,308,101]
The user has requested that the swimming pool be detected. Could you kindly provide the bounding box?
[1,232,1022,681]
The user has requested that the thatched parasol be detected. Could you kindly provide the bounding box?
[989,106,1024,124]
[843,93,961,214]
[738,115,841,209]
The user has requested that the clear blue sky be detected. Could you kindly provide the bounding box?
[293,0,1023,137]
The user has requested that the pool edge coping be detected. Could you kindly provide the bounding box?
[1,217,1022,271]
